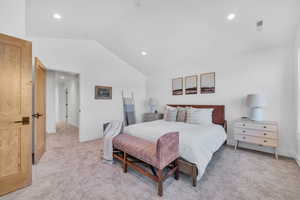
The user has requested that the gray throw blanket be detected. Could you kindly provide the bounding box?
[102,121,123,163]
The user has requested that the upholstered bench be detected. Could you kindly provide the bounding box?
[112,132,180,196]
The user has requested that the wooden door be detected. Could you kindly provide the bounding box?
[0,34,32,196]
[33,58,46,164]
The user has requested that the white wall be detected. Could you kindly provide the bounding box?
[0,0,26,38]
[147,47,296,157]
[46,71,56,133]
[295,24,300,164]
[31,38,147,142]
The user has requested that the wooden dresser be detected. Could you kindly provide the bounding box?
[234,119,279,159]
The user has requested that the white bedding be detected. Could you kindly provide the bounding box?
[123,120,227,180]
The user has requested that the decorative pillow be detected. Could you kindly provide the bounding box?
[186,107,214,125]
[164,106,177,122]
[176,107,187,122]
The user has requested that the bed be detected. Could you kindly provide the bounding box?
[123,104,227,186]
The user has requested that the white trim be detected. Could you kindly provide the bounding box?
[296,158,300,167]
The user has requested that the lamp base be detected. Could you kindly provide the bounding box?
[249,107,264,121]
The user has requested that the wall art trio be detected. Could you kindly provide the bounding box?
[172,72,215,95]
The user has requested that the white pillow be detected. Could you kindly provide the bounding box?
[164,106,177,122]
[186,107,214,125]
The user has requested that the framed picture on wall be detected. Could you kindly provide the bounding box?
[95,86,112,99]
[172,77,183,95]
[185,75,198,94]
[200,72,215,94]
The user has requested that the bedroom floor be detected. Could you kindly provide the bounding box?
[1,123,300,200]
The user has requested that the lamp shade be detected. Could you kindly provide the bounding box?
[246,94,267,108]
[148,98,158,106]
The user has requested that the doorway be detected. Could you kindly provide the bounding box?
[46,70,80,142]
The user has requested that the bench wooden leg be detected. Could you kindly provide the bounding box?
[174,160,179,180]
[192,167,197,187]
[123,152,127,173]
[157,169,163,196]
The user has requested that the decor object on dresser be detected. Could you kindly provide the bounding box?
[147,98,158,113]
[95,86,112,99]
[113,132,180,196]
[143,113,163,122]
[172,77,183,95]
[200,72,215,94]
[246,94,267,121]
[234,119,278,159]
[185,75,197,94]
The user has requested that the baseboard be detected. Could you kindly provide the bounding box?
[296,157,300,167]
[67,121,79,128]
[79,135,101,143]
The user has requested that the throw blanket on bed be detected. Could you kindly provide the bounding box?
[102,121,123,163]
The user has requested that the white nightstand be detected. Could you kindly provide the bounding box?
[234,119,279,159]
[143,113,163,122]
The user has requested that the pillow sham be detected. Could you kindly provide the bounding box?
[164,106,177,122]
[186,107,214,125]
[176,107,187,122]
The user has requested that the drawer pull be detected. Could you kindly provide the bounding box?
[242,130,246,133]
[242,137,246,139]
[264,140,267,143]
[242,124,245,126]
[263,126,267,128]
[263,133,267,136]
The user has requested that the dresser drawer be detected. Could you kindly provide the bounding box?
[235,134,277,147]
[235,122,277,132]
[234,128,277,139]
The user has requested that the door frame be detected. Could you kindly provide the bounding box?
[33,57,47,164]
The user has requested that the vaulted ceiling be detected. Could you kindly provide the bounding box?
[26,0,300,76]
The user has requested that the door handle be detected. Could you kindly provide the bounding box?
[32,113,43,118]
[14,117,30,125]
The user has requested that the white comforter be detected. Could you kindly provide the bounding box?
[123,120,227,180]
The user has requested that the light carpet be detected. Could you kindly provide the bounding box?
[1,123,300,200]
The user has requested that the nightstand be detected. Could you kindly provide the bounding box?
[234,119,279,159]
[143,113,163,122]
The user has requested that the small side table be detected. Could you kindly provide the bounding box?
[143,113,163,122]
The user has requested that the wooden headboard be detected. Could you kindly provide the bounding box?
[167,104,226,130]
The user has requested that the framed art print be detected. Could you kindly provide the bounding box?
[200,72,215,94]
[95,86,112,99]
[185,75,197,94]
[172,77,183,95]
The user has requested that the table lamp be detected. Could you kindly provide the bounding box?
[246,94,267,121]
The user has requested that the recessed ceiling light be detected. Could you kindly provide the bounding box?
[141,51,147,56]
[53,13,62,20]
[60,76,65,80]
[227,13,236,21]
